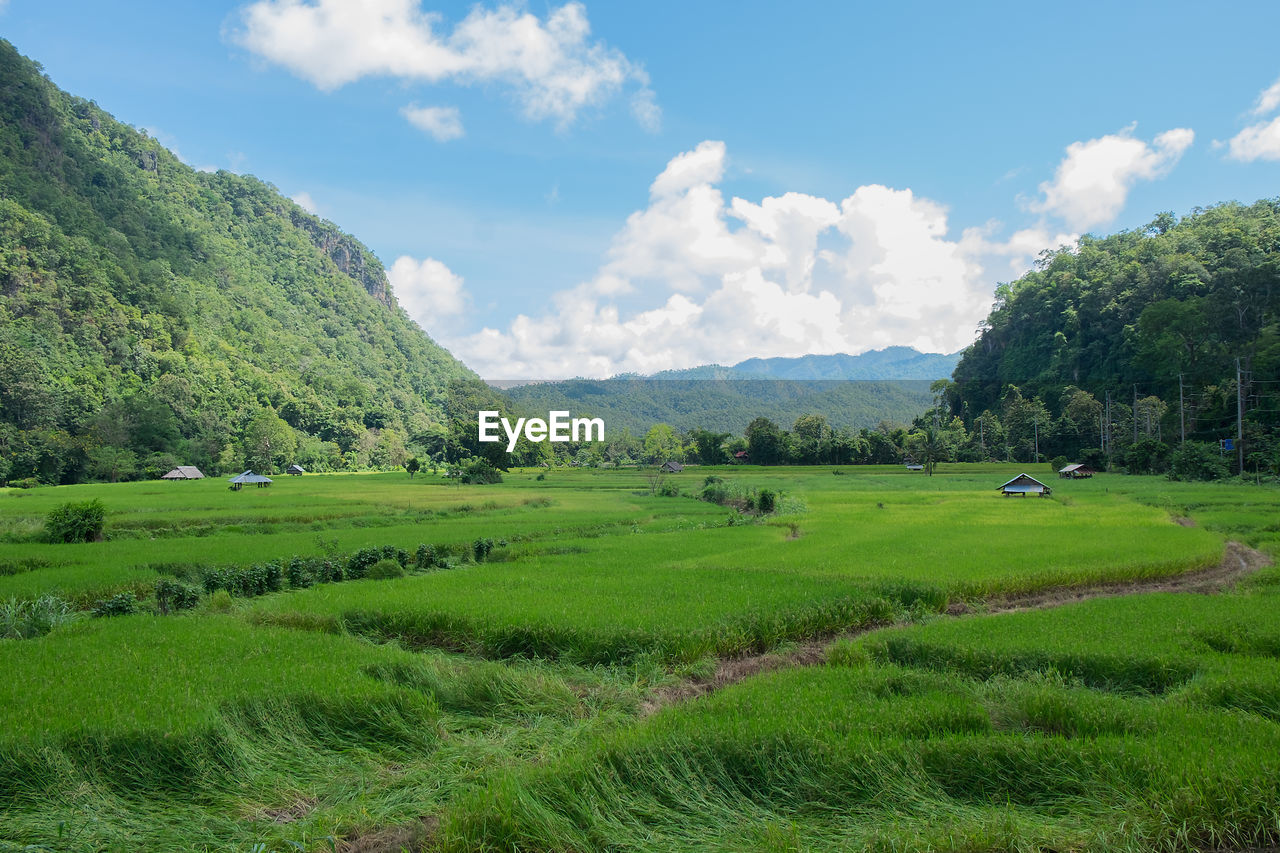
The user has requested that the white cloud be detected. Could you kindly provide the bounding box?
[291,191,318,213]
[1030,126,1194,231]
[1252,76,1280,116]
[401,104,464,141]
[388,255,467,330]
[1226,115,1280,162]
[234,0,658,130]
[437,141,1071,378]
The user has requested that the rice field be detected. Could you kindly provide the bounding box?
[0,464,1275,851]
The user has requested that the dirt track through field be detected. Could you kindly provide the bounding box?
[640,541,1272,716]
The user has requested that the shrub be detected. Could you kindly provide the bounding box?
[473,538,495,562]
[757,489,777,514]
[461,459,503,485]
[207,589,234,613]
[415,543,441,570]
[45,499,106,543]
[1169,441,1230,482]
[367,558,406,580]
[658,482,680,497]
[11,477,42,489]
[703,475,724,486]
[1050,455,1068,475]
[347,547,384,580]
[701,484,730,505]
[535,472,546,481]
[91,592,137,618]
[0,595,77,639]
[155,578,201,614]
[201,563,283,597]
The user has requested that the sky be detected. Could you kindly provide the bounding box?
[4,1,1280,378]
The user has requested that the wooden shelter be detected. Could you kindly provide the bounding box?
[660,461,684,473]
[160,466,205,480]
[1058,463,1095,479]
[997,473,1051,497]
[286,464,306,476]
[228,470,273,491]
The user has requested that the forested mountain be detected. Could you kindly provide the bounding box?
[501,378,934,437]
[636,347,959,380]
[933,201,1280,475]
[0,40,479,484]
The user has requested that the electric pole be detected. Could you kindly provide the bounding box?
[1179,373,1185,444]
[1133,384,1138,446]
[1237,357,1244,474]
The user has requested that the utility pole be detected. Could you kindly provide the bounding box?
[1033,417,1039,463]
[1179,373,1185,444]
[1104,391,1111,463]
[1133,384,1139,446]
[1237,357,1245,474]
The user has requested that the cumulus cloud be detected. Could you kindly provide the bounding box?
[234,0,658,130]
[1224,77,1280,162]
[388,255,468,330]
[436,141,1070,379]
[1030,126,1194,231]
[401,104,464,141]
[1252,76,1280,116]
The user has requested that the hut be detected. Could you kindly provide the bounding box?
[997,473,1051,497]
[228,470,273,491]
[1058,463,1095,479]
[733,450,749,463]
[161,466,205,480]
[286,464,306,476]
[659,461,684,473]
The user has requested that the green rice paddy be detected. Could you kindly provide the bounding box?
[0,464,1275,851]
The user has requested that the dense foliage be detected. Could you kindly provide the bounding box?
[0,40,476,484]
[930,202,1280,476]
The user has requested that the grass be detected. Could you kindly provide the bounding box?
[0,465,1276,851]
[437,584,1280,852]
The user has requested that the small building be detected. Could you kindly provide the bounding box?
[286,464,306,476]
[161,466,205,480]
[733,450,749,462]
[905,463,924,472]
[1058,463,1095,479]
[997,473,1051,497]
[228,470,273,491]
[660,460,684,473]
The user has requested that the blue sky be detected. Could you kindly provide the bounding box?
[4,1,1280,377]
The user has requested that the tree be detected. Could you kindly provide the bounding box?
[745,417,784,465]
[687,429,730,465]
[243,409,296,474]
[404,456,421,478]
[643,423,680,464]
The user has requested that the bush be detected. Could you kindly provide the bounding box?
[367,558,406,580]
[657,482,680,497]
[207,589,234,613]
[473,538,495,562]
[701,484,730,505]
[91,592,137,618]
[703,475,724,486]
[757,489,777,514]
[346,547,384,580]
[415,543,441,570]
[45,499,106,543]
[1169,441,1230,482]
[0,595,77,639]
[10,477,42,489]
[201,563,283,597]
[155,578,201,614]
[461,459,503,485]
[535,472,546,481]
[1050,455,1068,475]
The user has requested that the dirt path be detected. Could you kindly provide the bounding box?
[641,541,1271,716]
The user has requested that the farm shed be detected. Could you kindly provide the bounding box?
[660,461,684,473]
[1058,463,1095,479]
[160,466,204,480]
[286,464,306,476]
[997,473,1051,497]
[734,451,749,462]
[228,470,273,490]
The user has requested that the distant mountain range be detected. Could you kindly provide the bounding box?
[498,349,958,436]
[630,347,961,381]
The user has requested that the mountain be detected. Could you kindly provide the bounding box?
[688,347,960,380]
[0,40,477,484]
[502,378,935,437]
[945,201,1280,468]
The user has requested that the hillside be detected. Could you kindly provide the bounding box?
[0,40,478,484]
[500,378,934,437]
[944,201,1280,470]
[637,347,959,380]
